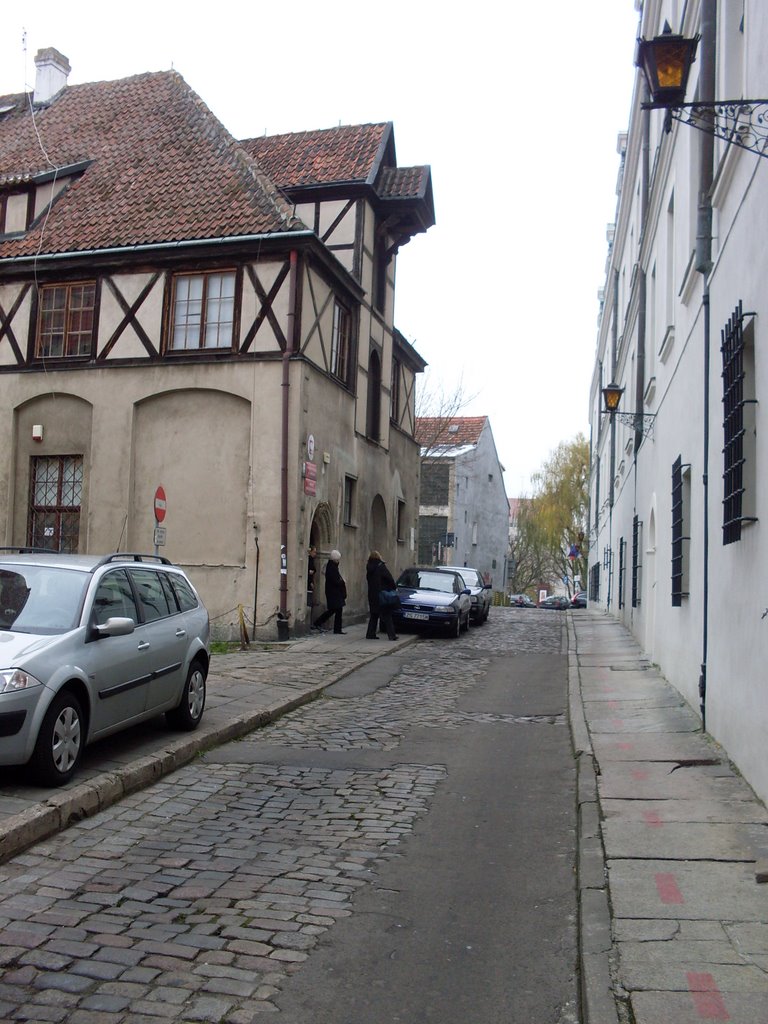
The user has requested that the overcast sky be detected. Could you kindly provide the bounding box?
[1,0,641,497]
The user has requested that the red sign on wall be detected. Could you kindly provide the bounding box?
[303,462,317,496]
[154,486,167,523]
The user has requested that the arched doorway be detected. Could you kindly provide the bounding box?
[308,502,334,615]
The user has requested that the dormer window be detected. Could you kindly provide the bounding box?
[0,187,34,236]
[35,282,96,358]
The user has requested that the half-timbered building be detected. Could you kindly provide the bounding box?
[0,48,434,638]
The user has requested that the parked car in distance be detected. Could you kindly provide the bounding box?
[508,593,536,608]
[0,550,210,786]
[538,594,570,610]
[395,567,472,637]
[571,591,587,609]
[434,565,491,624]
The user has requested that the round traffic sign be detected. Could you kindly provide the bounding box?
[154,486,167,523]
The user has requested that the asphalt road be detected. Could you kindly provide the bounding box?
[272,648,578,1024]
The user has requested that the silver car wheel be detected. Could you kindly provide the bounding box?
[187,666,206,720]
[167,660,207,730]
[52,706,82,774]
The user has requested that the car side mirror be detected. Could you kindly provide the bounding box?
[462,588,471,596]
[95,616,136,638]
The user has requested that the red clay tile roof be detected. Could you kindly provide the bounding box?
[378,165,430,200]
[241,124,391,189]
[415,416,488,447]
[0,71,302,259]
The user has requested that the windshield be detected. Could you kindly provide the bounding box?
[0,565,90,635]
[397,570,458,594]
[456,569,480,587]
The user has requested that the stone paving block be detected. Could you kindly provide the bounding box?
[607,858,768,922]
[597,762,753,802]
[630,987,768,1023]
[602,820,760,861]
[620,937,750,965]
[602,797,768,824]
[583,686,682,708]
[588,705,701,734]
[32,971,93,993]
[184,994,236,1020]
[621,960,768,992]
[593,732,726,762]
[13,1003,68,1022]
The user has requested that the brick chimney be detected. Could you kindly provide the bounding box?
[33,48,71,104]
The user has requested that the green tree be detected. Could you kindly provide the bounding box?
[514,435,589,596]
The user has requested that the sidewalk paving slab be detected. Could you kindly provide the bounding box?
[570,610,768,1024]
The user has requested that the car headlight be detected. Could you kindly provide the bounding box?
[0,670,43,693]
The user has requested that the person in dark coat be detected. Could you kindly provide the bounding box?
[313,550,347,634]
[307,545,317,609]
[366,550,398,640]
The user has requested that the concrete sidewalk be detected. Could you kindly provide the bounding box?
[570,611,768,1024]
[0,622,418,864]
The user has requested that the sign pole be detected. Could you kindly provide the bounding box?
[153,486,167,556]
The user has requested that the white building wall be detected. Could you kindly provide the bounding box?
[589,0,768,804]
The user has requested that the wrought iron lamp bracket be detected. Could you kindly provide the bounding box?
[611,411,657,439]
[643,99,768,158]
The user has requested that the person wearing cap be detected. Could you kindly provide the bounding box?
[313,550,347,634]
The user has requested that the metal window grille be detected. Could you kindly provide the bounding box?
[27,455,83,552]
[631,515,642,608]
[721,300,757,544]
[671,456,690,605]
[618,537,626,609]
[589,562,600,602]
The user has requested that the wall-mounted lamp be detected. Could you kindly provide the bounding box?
[601,383,656,439]
[636,23,768,158]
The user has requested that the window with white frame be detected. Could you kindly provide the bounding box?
[169,271,236,351]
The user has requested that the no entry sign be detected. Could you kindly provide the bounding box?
[154,486,167,523]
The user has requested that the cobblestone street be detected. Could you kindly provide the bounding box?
[0,610,567,1023]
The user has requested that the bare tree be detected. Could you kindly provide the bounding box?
[415,371,476,456]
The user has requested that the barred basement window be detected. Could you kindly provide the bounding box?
[27,455,83,552]
[721,300,757,544]
[671,456,691,605]
[631,515,643,608]
[618,537,626,610]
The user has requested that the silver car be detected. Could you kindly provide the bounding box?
[0,551,209,786]
[436,565,492,624]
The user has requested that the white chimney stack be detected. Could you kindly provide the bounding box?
[33,48,71,104]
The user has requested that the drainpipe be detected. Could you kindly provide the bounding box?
[607,270,619,609]
[277,250,299,640]
[696,0,716,730]
[635,81,650,454]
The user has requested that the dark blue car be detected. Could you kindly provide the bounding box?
[395,567,472,637]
